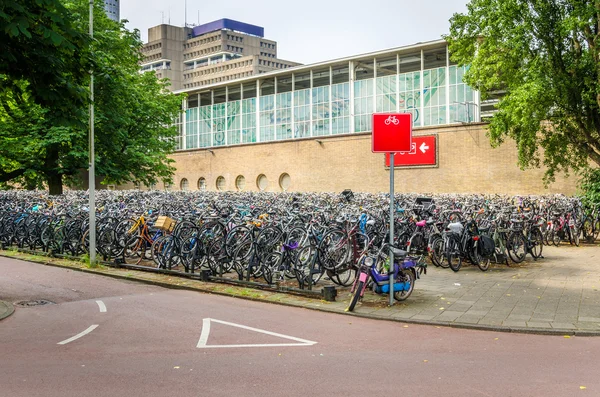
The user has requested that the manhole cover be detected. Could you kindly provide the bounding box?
[14,300,55,307]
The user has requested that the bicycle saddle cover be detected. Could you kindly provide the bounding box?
[448,222,464,234]
[416,220,427,227]
[390,247,407,258]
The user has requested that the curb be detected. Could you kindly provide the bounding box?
[0,300,15,321]
[2,252,600,337]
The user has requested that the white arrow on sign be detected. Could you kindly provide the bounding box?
[419,142,430,153]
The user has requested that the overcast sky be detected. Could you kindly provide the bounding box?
[121,0,470,65]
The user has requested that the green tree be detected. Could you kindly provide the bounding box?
[446,0,600,182]
[0,0,183,194]
[0,0,88,115]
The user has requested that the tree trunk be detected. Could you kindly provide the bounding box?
[45,143,63,196]
[47,173,63,195]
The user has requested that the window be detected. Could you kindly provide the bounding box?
[216,176,226,191]
[279,173,291,191]
[332,82,350,134]
[256,174,268,191]
[198,177,206,191]
[180,178,189,191]
[354,78,373,132]
[235,175,246,190]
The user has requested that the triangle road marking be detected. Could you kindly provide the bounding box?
[196,318,318,349]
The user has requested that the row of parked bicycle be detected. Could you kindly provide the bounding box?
[0,191,598,302]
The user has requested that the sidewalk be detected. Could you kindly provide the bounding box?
[1,244,599,335]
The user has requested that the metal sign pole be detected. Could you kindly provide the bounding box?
[389,153,394,306]
[88,0,96,265]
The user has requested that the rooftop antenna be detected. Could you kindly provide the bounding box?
[160,11,165,24]
[168,8,171,25]
[198,10,200,25]
[184,0,187,27]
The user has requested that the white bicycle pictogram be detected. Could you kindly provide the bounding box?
[384,115,400,125]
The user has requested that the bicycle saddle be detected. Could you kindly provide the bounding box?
[416,220,427,227]
[390,247,407,258]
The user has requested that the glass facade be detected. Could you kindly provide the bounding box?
[177,44,477,150]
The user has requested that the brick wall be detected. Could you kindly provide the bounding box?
[138,123,578,195]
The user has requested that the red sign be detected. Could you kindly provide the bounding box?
[372,113,412,153]
[385,135,437,167]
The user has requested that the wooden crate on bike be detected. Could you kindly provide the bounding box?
[154,216,175,232]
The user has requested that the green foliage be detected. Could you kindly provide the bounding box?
[446,0,600,183]
[0,0,89,115]
[0,0,184,193]
[579,168,600,207]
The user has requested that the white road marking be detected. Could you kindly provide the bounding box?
[57,325,99,345]
[96,300,107,313]
[197,318,317,349]
[197,318,211,348]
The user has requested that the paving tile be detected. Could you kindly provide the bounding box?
[575,322,600,330]
[526,321,552,328]
[434,311,463,321]
[478,318,504,326]
[502,320,527,327]
[550,322,576,329]
[410,314,436,321]
[465,310,490,316]
[506,314,532,321]
[455,316,483,324]
[578,317,600,322]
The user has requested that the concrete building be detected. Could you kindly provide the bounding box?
[140,19,301,92]
[122,39,577,195]
[103,0,119,22]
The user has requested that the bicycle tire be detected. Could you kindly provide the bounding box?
[530,228,544,259]
[571,227,580,247]
[294,245,321,285]
[394,269,415,301]
[318,229,349,271]
[447,237,461,272]
[431,237,448,268]
[507,232,526,263]
[347,280,364,312]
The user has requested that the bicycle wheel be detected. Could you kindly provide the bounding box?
[331,265,356,287]
[287,226,309,248]
[570,227,580,247]
[530,228,544,259]
[447,237,461,272]
[232,240,252,280]
[507,232,526,263]
[477,256,491,271]
[294,245,322,286]
[582,218,593,241]
[318,229,350,271]
[408,232,425,255]
[394,269,415,301]
[225,225,252,257]
[346,280,364,312]
[551,229,562,246]
[261,251,281,284]
[431,237,449,268]
[207,237,227,275]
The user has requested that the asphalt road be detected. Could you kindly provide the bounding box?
[1,257,599,397]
